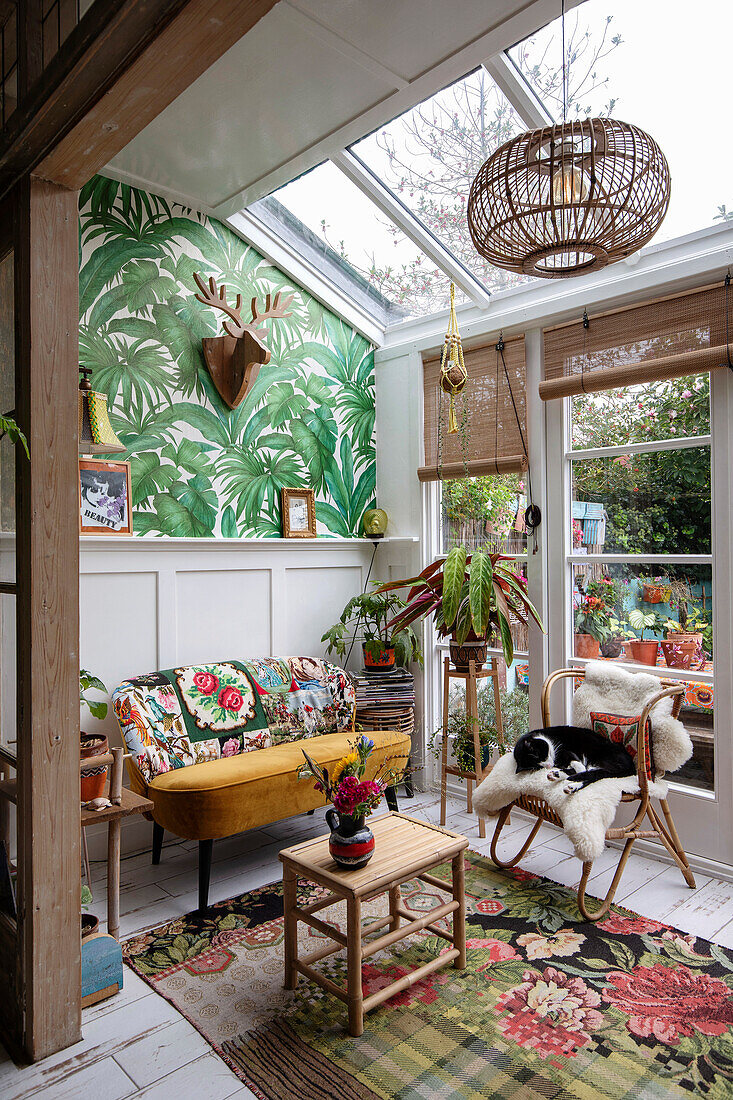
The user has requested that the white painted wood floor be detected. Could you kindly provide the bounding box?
[3,787,733,1100]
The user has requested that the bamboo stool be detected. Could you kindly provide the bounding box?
[489,668,696,921]
[440,656,504,838]
[279,812,468,1036]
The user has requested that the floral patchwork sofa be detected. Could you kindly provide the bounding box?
[113,656,410,907]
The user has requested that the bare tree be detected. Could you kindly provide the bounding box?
[321,12,622,315]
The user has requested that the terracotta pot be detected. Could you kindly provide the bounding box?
[666,631,703,647]
[325,810,375,869]
[449,639,488,671]
[642,583,671,604]
[362,642,396,671]
[574,633,600,659]
[80,733,108,802]
[660,639,704,670]
[81,913,99,938]
[628,639,659,666]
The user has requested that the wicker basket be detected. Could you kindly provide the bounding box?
[355,705,415,737]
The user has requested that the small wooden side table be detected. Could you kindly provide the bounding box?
[82,784,153,940]
[279,812,468,1037]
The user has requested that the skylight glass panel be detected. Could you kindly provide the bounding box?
[350,69,530,295]
[267,161,461,320]
[509,0,733,243]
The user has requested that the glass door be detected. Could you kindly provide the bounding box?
[554,369,733,865]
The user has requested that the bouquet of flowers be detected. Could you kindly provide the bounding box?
[299,735,397,820]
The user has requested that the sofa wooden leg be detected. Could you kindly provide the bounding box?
[199,839,213,909]
[385,786,399,812]
[152,822,164,865]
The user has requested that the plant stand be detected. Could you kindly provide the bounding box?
[440,655,504,838]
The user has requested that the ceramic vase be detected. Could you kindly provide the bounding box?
[80,733,109,802]
[325,809,375,869]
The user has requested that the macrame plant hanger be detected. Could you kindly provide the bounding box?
[495,334,541,553]
[440,283,468,433]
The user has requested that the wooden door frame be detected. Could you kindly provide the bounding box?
[0,0,277,1062]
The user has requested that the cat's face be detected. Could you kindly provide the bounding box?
[514,733,550,772]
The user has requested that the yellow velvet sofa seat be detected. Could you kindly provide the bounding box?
[129,727,411,841]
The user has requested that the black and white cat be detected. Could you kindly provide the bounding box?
[513,726,635,795]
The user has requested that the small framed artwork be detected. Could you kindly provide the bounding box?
[281,487,316,538]
[79,459,133,535]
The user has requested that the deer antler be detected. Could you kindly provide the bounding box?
[193,273,247,339]
[249,291,295,340]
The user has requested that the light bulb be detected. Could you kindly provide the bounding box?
[552,163,589,205]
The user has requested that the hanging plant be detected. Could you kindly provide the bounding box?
[439,283,467,433]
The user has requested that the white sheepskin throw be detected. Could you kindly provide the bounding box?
[473,662,692,863]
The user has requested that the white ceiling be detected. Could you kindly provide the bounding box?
[106,0,570,217]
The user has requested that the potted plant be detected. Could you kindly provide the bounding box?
[662,613,705,668]
[627,609,665,665]
[640,575,672,604]
[80,669,109,803]
[601,615,635,659]
[321,591,422,672]
[428,684,528,777]
[574,596,612,659]
[81,883,99,938]
[375,546,542,671]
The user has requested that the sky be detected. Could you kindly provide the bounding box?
[270,0,733,300]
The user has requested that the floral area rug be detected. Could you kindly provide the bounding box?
[123,852,733,1099]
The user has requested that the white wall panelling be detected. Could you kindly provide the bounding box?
[73,536,419,862]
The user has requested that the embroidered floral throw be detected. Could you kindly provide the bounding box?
[113,656,356,782]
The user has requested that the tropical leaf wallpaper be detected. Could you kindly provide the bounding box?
[78,176,376,538]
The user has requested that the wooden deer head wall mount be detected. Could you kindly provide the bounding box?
[193,273,294,409]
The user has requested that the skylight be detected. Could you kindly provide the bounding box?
[263,161,461,320]
[350,68,530,295]
[509,0,733,242]
[241,0,733,334]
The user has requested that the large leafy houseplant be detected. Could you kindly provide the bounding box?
[321,591,422,668]
[375,545,541,667]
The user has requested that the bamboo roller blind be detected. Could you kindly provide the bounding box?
[419,334,527,482]
[541,281,732,400]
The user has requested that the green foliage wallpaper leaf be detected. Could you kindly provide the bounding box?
[79,177,376,538]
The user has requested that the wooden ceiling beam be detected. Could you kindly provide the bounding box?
[0,0,277,199]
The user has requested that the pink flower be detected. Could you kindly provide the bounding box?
[218,686,243,711]
[681,389,692,399]
[598,914,667,936]
[603,964,733,1044]
[194,671,219,695]
[496,967,603,1060]
[221,737,239,757]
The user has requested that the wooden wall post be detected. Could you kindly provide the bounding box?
[14,174,81,1060]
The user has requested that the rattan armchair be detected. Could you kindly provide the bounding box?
[489,667,696,921]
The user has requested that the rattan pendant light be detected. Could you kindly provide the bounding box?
[467,6,671,278]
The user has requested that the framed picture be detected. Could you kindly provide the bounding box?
[79,459,133,535]
[281,487,316,538]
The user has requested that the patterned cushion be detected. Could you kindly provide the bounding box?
[590,710,654,781]
[113,656,356,781]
